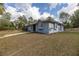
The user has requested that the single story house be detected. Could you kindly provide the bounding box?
[25,17,64,34]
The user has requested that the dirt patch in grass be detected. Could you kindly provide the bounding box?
[0,32,79,56]
[0,30,23,37]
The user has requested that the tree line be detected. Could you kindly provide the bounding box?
[0,3,79,31]
[59,9,79,29]
[0,3,36,30]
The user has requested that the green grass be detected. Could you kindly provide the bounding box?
[0,32,79,56]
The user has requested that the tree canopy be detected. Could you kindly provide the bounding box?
[70,9,79,28]
[0,3,5,15]
[59,12,70,23]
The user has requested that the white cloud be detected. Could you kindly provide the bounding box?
[51,14,54,18]
[15,3,32,12]
[48,3,58,10]
[5,3,55,21]
[5,4,40,21]
[57,3,79,16]
[5,6,20,21]
[40,12,51,20]
[24,6,41,20]
[6,3,41,20]
[5,6,17,14]
[40,12,54,20]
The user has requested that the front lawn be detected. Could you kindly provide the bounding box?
[0,32,79,56]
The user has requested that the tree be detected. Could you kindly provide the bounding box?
[0,3,5,15]
[0,19,11,30]
[59,12,70,23]
[47,16,54,20]
[64,21,70,29]
[70,9,79,28]
[17,15,27,29]
[2,12,11,20]
[0,12,11,30]
[28,17,34,24]
[59,12,71,29]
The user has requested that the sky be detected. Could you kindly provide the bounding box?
[4,3,79,21]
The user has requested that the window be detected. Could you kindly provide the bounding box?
[39,22,44,27]
[38,22,44,31]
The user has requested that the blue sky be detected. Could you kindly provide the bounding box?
[32,3,68,16]
[4,3,78,21]
[4,3,68,16]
